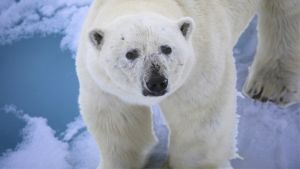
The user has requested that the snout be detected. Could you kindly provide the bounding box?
[143,74,168,97]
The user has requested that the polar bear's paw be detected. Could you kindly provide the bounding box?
[243,69,300,107]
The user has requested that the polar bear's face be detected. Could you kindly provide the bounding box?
[87,14,195,104]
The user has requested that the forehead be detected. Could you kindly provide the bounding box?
[107,14,178,40]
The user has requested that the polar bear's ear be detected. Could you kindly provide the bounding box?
[89,29,104,49]
[177,17,195,40]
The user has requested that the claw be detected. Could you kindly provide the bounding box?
[279,97,284,102]
[261,97,268,102]
[252,87,264,99]
[253,89,258,95]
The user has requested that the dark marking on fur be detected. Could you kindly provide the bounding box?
[151,63,161,72]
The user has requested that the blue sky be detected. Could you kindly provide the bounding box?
[0,35,82,151]
[0,1,299,169]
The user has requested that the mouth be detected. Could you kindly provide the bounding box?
[142,88,167,97]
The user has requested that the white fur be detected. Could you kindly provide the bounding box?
[76,0,300,168]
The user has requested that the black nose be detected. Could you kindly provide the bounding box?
[146,75,168,93]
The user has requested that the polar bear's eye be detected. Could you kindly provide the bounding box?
[160,45,172,55]
[126,49,139,60]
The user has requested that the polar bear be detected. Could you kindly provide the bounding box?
[76,0,300,169]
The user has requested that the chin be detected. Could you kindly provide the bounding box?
[140,91,169,106]
[114,91,165,106]
[137,93,169,106]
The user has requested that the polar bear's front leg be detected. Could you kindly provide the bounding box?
[243,0,300,107]
[160,89,237,169]
[79,91,156,169]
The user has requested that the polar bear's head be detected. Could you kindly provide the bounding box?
[86,13,195,105]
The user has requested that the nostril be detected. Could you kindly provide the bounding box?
[160,79,168,89]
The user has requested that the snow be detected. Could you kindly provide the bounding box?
[0,105,72,169]
[0,105,100,169]
[0,1,299,169]
[0,0,91,52]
